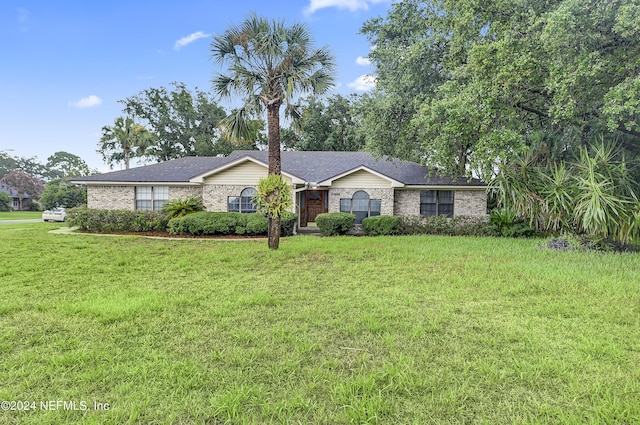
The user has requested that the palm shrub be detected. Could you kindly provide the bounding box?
[491,139,640,243]
[162,196,205,219]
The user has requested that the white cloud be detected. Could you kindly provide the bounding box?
[348,75,376,91]
[356,56,371,66]
[173,31,209,50]
[69,95,102,108]
[305,0,387,14]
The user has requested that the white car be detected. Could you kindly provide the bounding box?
[42,207,67,222]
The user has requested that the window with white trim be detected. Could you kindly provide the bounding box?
[420,190,454,218]
[135,186,169,211]
[228,187,257,213]
[340,190,381,224]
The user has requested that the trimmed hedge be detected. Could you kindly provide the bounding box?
[67,207,170,233]
[168,211,297,236]
[400,215,496,237]
[362,215,403,236]
[315,212,355,236]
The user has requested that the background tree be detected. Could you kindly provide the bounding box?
[121,82,238,161]
[0,170,44,210]
[45,151,92,180]
[360,0,640,178]
[0,192,11,211]
[211,14,335,249]
[39,179,87,210]
[0,152,18,180]
[286,94,365,151]
[99,116,154,169]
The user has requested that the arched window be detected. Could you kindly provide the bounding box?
[340,190,381,224]
[228,187,257,213]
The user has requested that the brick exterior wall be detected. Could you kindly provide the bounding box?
[87,184,486,217]
[87,186,135,210]
[453,190,487,217]
[87,185,202,210]
[168,186,202,200]
[328,188,395,216]
[393,190,420,216]
[394,189,486,217]
[203,184,249,212]
[202,184,297,213]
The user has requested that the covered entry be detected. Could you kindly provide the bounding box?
[299,189,328,226]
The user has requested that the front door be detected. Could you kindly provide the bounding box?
[306,190,327,224]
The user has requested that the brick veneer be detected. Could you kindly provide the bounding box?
[87,186,134,210]
[393,189,486,217]
[87,185,201,210]
[328,188,395,216]
[87,184,487,217]
[453,190,487,217]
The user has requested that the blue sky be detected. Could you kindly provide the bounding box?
[1,0,390,171]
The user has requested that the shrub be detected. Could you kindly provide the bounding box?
[362,215,402,236]
[401,215,495,237]
[162,196,205,219]
[280,211,298,236]
[245,213,269,235]
[67,207,170,233]
[168,212,246,235]
[0,192,11,212]
[489,208,536,237]
[167,211,298,237]
[315,212,355,236]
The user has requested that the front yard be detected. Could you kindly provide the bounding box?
[1,223,639,424]
[0,211,41,220]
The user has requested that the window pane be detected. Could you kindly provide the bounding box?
[438,190,454,204]
[136,200,152,211]
[438,204,454,218]
[354,211,369,224]
[241,196,256,213]
[340,199,351,213]
[228,196,240,212]
[241,187,257,197]
[370,199,381,214]
[136,186,152,199]
[154,186,169,200]
[420,190,436,203]
[421,204,437,217]
[153,200,167,211]
[352,198,369,212]
[352,190,369,200]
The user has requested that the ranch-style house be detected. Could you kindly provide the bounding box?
[72,150,487,227]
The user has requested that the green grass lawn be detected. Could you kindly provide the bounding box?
[0,211,42,220]
[1,223,639,424]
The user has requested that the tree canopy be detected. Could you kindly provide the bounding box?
[120,82,237,161]
[285,94,365,151]
[360,0,640,178]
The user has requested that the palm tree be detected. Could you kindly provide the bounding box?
[99,117,154,169]
[211,14,335,249]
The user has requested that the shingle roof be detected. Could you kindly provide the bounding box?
[72,151,485,187]
[0,184,31,199]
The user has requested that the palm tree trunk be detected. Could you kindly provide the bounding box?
[267,104,282,250]
[125,146,131,170]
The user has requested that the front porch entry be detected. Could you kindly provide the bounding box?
[299,189,328,227]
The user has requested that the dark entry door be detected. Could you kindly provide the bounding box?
[306,190,327,223]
